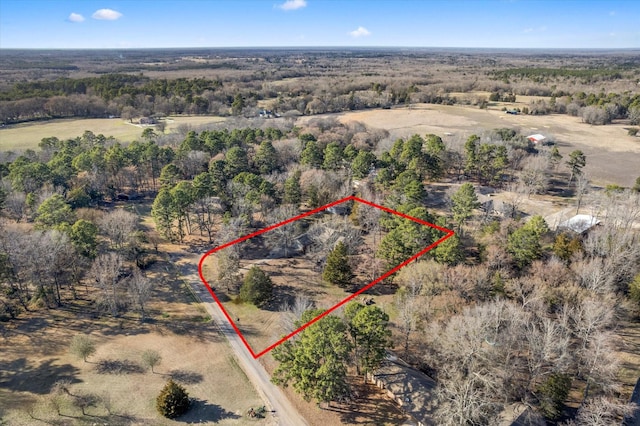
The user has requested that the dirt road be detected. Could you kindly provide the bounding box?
[174,251,308,426]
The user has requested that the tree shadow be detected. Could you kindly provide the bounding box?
[176,398,242,423]
[327,379,409,425]
[95,359,144,375]
[263,284,297,312]
[0,358,81,394]
[169,369,204,385]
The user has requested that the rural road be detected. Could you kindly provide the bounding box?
[174,251,308,426]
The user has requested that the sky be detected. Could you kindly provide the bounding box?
[0,0,638,49]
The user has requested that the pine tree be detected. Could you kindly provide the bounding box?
[240,266,273,307]
[283,171,302,205]
[322,241,354,288]
[156,380,190,419]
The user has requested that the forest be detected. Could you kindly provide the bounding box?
[1,48,640,126]
[1,48,640,425]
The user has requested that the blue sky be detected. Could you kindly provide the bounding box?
[0,0,638,49]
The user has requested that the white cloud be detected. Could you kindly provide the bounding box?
[349,26,371,38]
[523,26,546,33]
[92,8,123,20]
[277,0,307,11]
[68,12,85,23]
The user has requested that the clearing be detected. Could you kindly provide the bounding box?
[0,115,225,151]
[0,215,267,425]
[333,103,640,187]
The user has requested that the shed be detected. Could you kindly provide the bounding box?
[558,214,600,234]
[527,134,546,144]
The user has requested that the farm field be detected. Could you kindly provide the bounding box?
[2,103,638,187]
[333,103,640,187]
[0,115,225,151]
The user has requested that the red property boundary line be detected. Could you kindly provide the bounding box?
[197,196,454,359]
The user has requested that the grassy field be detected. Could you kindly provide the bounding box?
[0,116,225,151]
[0,203,267,425]
[331,103,640,187]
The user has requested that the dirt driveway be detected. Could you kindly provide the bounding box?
[173,249,308,426]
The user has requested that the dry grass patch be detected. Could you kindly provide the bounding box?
[0,115,225,151]
[333,104,640,186]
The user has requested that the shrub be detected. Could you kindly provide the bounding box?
[239,266,273,307]
[537,373,571,420]
[141,349,162,373]
[69,335,96,362]
[156,379,190,419]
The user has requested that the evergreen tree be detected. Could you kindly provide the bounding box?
[537,373,572,420]
[450,183,481,231]
[156,380,190,419]
[254,140,279,174]
[507,215,549,268]
[322,142,343,170]
[351,150,377,179]
[35,194,74,229]
[151,187,175,240]
[323,241,354,288]
[272,310,351,406]
[433,233,464,265]
[566,150,586,183]
[345,302,392,378]
[69,219,99,259]
[283,171,302,205]
[300,141,323,168]
[240,266,273,307]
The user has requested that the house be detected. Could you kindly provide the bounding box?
[326,204,351,216]
[526,134,546,144]
[368,353,437,426]
[259,109,279,118]
[558,214,600,234]
[139,117,156,125]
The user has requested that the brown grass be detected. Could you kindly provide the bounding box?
[332,103,640,187]
[0,238,265,425]
[0,115,225,151]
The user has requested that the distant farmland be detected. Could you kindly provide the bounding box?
[0,116,225,151]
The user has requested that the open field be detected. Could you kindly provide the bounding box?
[0,211,267,425]
[0,115,225,151]
[3,102,638,187]
[332,103,640,187]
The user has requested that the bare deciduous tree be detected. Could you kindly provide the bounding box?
[567,396,637,426]
[99,209,138,251]
[128,269,152,321]
[265,204,302,258]
[141,349,162,373]
[91,252,124,316]
[280,294,314,333]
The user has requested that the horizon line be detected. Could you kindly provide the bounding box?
[1,46,639,51]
